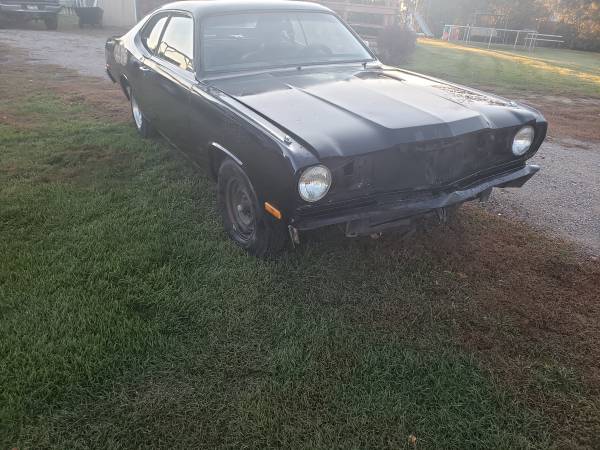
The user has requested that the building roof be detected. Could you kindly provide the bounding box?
[159,0,331,17]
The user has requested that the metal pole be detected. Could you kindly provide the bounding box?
[528,33,534,52]
[513,30,519,49]
[488,28,493,48]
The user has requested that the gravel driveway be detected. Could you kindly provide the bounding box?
[1,28,598,255]
[0,27,117,78]
[487,141,599,254]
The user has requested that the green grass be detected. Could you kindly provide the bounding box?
[1,73,598,448]
[404,39,600,97]
[490,45,600,74]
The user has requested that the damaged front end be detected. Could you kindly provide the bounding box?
[290,123,545,238]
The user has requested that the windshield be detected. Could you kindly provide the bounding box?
[201,12,372,73]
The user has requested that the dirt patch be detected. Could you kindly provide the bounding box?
[518,94,600,145]
[54,78,131,124]
[0,43,129,124]
[0,112,37,130]
[342,205,600,447]
[472,87,600,145]
[419,207,600,448]
[371,206,600,388]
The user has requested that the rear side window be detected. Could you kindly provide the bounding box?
[141,14,168,53]
[157,15,194,72]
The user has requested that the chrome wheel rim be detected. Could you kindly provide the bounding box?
[131,95,143,130]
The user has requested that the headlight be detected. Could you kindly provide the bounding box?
[512,126,534,156]
[298,165,332,202]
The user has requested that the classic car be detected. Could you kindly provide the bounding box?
[0,0,61,29]
[105,0,547,256]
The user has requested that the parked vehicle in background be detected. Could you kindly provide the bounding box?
[0,0,61,30]
[74,0,103,28]
[105,0,547,257]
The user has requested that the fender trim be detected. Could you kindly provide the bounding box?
[210,141,243,166]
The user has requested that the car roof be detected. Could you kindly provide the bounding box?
[159,0,332,18]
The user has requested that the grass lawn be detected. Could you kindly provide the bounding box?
[404,39,600,98]
[1,50,600,449]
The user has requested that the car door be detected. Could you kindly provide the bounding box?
[143,13,195,149]
[131,12,169,123]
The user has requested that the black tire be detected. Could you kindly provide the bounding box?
[44,15,58,30]
[217,159,287,257]
[128,88,155,138]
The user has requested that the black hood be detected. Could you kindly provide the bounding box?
[207,65,540,160]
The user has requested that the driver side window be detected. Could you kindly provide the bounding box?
[156,15,194,72]
[141,14,169,54]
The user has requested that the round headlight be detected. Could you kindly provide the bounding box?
[512,126,534,156]
[298,165,332,202]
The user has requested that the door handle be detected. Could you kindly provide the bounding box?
[133,60,151,72]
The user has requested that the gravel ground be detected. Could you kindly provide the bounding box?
[1,27,598,255]
[0,26,120,78]
[484,139,600,255]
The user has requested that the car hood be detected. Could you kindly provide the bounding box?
[207,65,540,159]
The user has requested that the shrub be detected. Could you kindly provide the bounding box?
[376,24,417,65]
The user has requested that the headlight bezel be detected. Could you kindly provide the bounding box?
[512,125,535,156]
[298,164,332,203]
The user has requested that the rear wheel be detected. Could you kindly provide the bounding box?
[44,15,58,30]
[217,159,287,257]
[129,88,155,138]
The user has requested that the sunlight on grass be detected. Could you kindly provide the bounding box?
[419,39,600,85]
[406,38,600,97]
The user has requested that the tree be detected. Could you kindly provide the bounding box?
[377,23,417,64]
[549,0,600,50]
[420,0,599,50]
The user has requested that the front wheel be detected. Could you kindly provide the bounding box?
[217,159,287,257]
[129,88,155,138]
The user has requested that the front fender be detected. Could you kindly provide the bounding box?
[190,84,320,221]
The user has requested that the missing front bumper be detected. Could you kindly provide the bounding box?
[294,164,539,235]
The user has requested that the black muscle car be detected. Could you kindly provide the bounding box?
[105,0,546,256]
